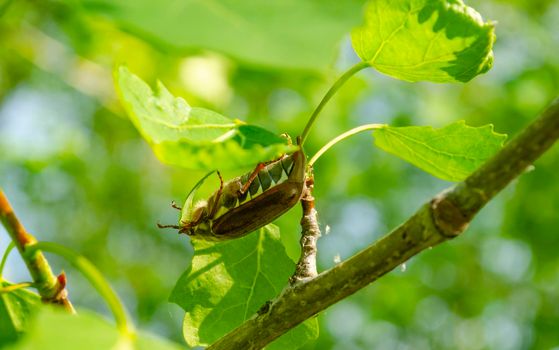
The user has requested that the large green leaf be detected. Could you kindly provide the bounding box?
[352,0,495,82]
[8,307,183,350]
[115,66,296,170]
[0,282,40,346]
[372,121,507,181]
[170,225,318,349]
[82,0,365,71]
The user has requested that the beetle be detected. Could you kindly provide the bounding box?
[158,146,306,241]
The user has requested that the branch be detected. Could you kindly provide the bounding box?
[0,189,74,312]
[290,175,320,284]
[207,99,559,350]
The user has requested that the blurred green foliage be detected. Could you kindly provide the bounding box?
[0,0,558,349]
[11,307,183,350]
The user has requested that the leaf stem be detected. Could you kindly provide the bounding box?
[0,282,34,294]
[308,123,386,167]
[26,241,134,337]
[0,189,74,312]
[300,62,369,146]
[0,241,15,278]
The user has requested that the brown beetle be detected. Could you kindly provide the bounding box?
[158,148,306,241]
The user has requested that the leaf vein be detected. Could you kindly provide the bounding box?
[243,231,264,319]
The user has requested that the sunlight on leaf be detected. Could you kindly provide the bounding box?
[115,66,296,170]
[82,0,365,71]
[373,121,507,181]
[352,0,495,82]
[170,225,318,349]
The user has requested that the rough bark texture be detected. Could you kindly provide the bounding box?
[208,99,559,350]
[290,176,321,284]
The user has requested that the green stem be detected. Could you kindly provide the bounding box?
[308,124,386,167]
[0,241,15,278]
[27,242,134,337]
[0,189,74,312]
[300,62,369,146]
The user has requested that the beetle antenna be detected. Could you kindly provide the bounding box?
[157,222,180,229]
[170,200,182,210]
[216,170,224,187]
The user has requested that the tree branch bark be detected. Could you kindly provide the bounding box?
[207,98,559,350]
[0,189,74,312]
[290,175,320,284]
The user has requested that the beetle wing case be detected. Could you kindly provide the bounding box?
[210,150,306,241]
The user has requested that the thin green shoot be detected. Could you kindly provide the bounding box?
[26,242,134,338]
[300,62,369,146]
[0,281,34,293]
[308,124,386,167]
[0,241,15,279]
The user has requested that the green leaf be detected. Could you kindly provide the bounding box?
[115,66,297,170]
[372,121,507,181]
[82,0,365,71]
[0,282,40,346]
[351,0,495,82]
[170,225,318,349]
[8,307,184,350]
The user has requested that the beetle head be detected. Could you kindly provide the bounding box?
[179,199,211,235]
[176,169,216,229]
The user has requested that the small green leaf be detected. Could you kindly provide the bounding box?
[352,0,495,82]
[372,121,507,181]
[115,66,296,170]
[0,282,40,346]
[8,307,183,350]
[170,225,318,349]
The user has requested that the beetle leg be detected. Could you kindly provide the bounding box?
[170,200,182,211]
[239,163,267,195]
[208,171,225,217]
[238,157,283,195]
[280,133,292,146]
[157,222,180,229]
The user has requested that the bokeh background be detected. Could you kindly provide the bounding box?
[1,0,558,349]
